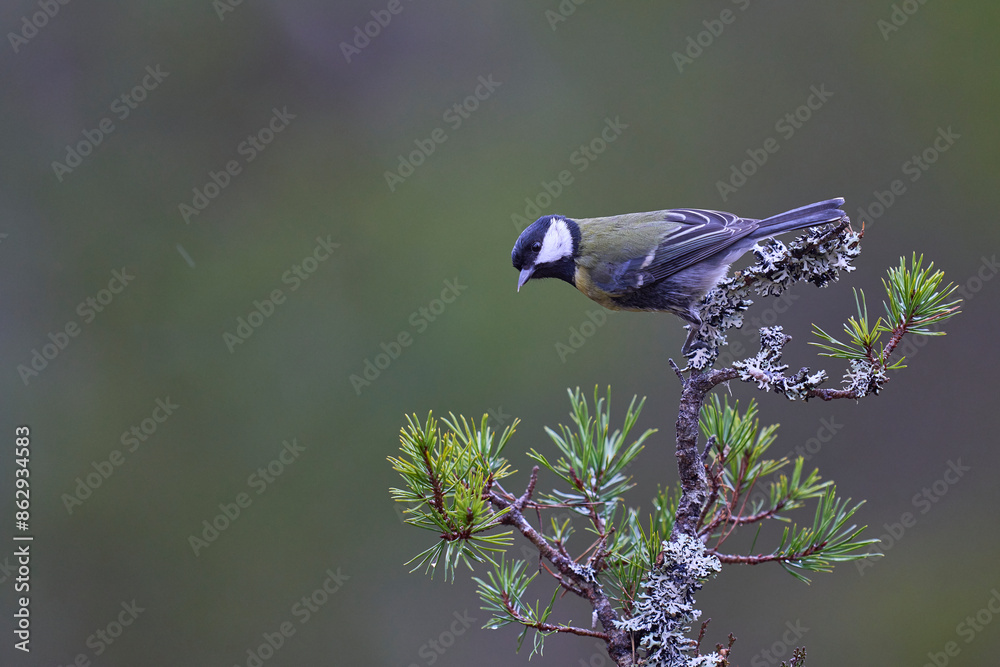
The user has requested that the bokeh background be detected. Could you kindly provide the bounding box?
[2,1,999,665]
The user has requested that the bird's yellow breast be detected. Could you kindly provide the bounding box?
[574,265,628,311]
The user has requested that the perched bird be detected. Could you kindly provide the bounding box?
[511,197,846,353]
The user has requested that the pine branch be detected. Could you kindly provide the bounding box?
[707,487,879,583]
[499,596,610,640]
[390,224,961,666]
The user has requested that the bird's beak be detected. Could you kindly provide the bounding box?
[517,266,534,292]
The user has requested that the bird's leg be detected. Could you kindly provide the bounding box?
[679,312,704,355]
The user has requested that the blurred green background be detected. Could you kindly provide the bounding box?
[2,1,999,665]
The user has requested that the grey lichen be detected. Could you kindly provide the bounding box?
[569,560,597,584]
[733,326,829,401]
[621,220,865,662]
[687,221,862,370]
[841,358,888,398]
[615,534,724,667]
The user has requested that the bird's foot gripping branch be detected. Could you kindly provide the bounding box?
[390,224,960,666]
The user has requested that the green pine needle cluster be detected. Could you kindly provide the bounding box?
[473,557,560,656]
[388,412,518,580]
[812,254,961,370]
[771,486,879,583]
[698,396,880,583]
[528,387,655,523]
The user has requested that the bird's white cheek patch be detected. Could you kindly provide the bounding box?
[537,217,573,264]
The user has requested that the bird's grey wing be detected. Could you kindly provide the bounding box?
[609,209,758,290]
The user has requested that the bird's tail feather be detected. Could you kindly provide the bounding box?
[755,197,846,237]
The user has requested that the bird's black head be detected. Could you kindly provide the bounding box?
[511,215,581,291]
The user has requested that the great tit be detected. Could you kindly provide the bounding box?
[511,197,846,353]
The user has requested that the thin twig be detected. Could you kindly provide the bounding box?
[500,595,610,640]
[515,466,539,509]
[710,542,824,565]
[669,358,686,383]
[701,435,717,464]
[488,490,633,666]
[695,617,712,653]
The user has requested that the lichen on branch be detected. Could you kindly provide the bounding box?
[390,214,962,667]
[687,220,861,370]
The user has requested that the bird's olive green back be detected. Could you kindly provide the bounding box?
[574,211,685,270]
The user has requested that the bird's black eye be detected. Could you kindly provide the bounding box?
[531,242,542,253]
